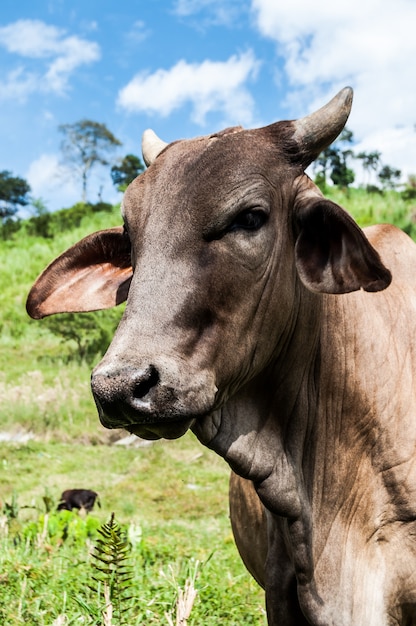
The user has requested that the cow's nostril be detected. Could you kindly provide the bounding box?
[133,366,160,399]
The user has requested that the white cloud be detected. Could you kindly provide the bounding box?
[117,51,260,126]
[251,0,416,180]
[0,67,39,102]
[0,19,100,100]
[126,20,150,44]
[26,153,119,213]
[173,0,242,26]
[26,154,76,203]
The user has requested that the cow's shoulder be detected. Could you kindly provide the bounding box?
[364,223,416,279]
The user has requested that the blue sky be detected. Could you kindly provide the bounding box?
[1,0,416,213]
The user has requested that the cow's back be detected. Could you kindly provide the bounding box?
[364,223,416,286]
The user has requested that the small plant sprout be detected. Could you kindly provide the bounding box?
[90,513,134,625]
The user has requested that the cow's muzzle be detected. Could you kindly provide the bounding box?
[91,362,216,440]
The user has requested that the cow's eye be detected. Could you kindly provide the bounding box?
[204,209,268,242]
[228,209,268,233]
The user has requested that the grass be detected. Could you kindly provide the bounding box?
[0,436,266,624]
[324,186,416,233]
[1,434,229,519]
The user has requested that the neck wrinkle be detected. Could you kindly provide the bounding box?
[202,281,323,511]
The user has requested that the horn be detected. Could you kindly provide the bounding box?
[142,129,168,166]
[293,87,353,167]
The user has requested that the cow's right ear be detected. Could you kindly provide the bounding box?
[26,227,133,319]
[292,180,392,294]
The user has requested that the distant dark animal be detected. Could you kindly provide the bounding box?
[27,87,416,625]
[57,489,100,513]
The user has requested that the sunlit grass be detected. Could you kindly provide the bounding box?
[0,437,266,624]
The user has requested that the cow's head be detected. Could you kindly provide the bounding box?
[27,87,391,441]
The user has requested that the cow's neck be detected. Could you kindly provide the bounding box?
[194,280,323,517]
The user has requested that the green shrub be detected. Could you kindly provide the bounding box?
[0,217,21,239]
[91,201,114,213]
[41,308,123,364]
[22,510,101,547]
[402,187,416,201]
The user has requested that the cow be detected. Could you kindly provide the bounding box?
[26,86,416,625]
[57,488,100,513]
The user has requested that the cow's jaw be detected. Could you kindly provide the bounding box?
[126,422,193,440]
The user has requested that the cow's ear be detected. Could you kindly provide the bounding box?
[26,227,133,319]
[294,198,392,294]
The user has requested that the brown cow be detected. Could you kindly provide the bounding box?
[27,88,416,625]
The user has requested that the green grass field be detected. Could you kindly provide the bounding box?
[0,436,265,624]
[0,187,415,624]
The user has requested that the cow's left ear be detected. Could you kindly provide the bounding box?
[293,197,392,294]
[26,227,133,319]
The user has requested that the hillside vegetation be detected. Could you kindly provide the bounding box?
[0,188,415,624]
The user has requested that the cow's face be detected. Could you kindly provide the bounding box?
[26,87,391,441]
[91,129,301,439]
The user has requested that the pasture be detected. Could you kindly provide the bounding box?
[0,436,265,624]
[0,187,414,624]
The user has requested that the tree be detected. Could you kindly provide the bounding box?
[313,148,335,190]
[43,309,122,364]
[314,127,355,190]
[378,165,401,190]
[111,154,145,192]
[0,170,31,219]
[329,128,355,188]
[356,151,382,186]
[403,174,416,199]
[31,197,49,216]
[59,120,122,202]
[329,153,355,188]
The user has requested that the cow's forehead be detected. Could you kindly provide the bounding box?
[163,121,295,166]
[122,121,298,220]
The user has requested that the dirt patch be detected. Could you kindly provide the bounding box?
[0,430,35,443]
